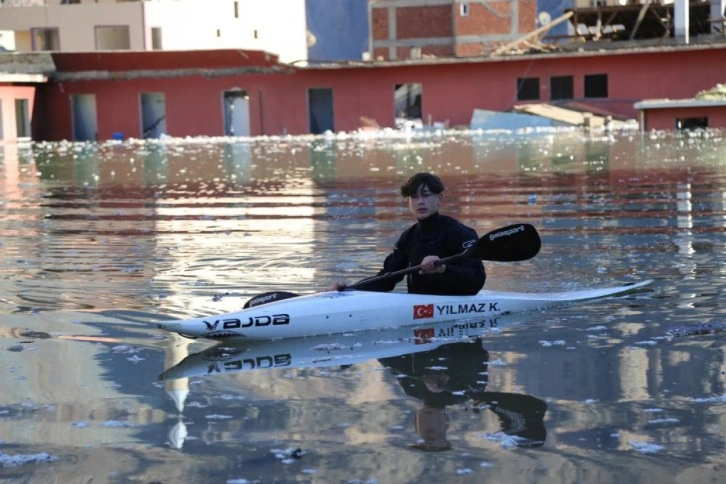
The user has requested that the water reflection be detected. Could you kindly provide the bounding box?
[1,130,725,482]
[379,338,547,451]
[159,317,549,451]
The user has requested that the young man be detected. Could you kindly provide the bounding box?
[332,172,485,295]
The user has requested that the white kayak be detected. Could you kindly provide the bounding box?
[157,279,653,341]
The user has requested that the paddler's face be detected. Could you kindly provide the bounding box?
[408,184,441,220]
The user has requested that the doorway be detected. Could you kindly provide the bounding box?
[140,92,167,139]
[71,94,98,141]
[308,88,334,134]
[394,83,422,128]
[14,99,31,140]
[223,90,250,137]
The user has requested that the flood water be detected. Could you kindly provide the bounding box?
[0,129,724,483]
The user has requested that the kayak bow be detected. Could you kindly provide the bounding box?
[158,279,653,340]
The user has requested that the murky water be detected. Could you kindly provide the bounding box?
[0,129,724,483]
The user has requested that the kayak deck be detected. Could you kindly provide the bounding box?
[158,279,653,340]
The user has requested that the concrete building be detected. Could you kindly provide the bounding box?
[370,0,538,60]
[0,0,308,64]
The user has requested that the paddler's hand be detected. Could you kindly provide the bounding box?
[330,281,348,291]
[420,255,445,275]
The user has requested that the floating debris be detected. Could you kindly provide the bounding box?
[629,441,664,454]
[691,395,726,404]
[0,451,56,467]
[665,322,726,338]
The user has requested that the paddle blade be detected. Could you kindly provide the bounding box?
[468,223,541,262]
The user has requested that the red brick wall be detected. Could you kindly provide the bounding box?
[455,42,486,57]
[395,44,455,59]
[373,47,389,61]
[455,1,512,35]
[422,45,455,57]
[371,7,389,41]
[396,5,452,38]
[518,0,538,33]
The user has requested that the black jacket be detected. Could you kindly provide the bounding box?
[356,213,485,295]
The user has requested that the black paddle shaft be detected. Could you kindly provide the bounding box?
[346,223,540,290]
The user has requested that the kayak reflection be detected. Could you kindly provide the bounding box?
[159,315,547,450]
[158,315,510,381]
[380,337,547,451]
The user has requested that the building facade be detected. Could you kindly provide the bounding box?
[0,0,308,64]
[8,42,721,143]
[370,0,538,60]
[634,98,726,131]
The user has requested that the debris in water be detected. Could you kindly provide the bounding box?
[691,394,726,404]
[629,441,664,454]
[666,322,726,338]
[0,451,56,467]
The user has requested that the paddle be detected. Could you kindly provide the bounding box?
[243,291,300,308]
[344,223,540,290]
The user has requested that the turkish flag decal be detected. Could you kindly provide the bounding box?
[413,327,435,344]
[413,304,434,319]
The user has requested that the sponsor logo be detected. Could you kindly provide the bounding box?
[489,225,525,241]
[413,304,434,319]
[248,293,279,306]
[413,327,435,344]
[202,314,290,333]
[463,239,476,250]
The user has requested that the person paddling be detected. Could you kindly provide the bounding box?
[331,172,485,295]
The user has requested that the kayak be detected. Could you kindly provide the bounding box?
[157,279,653,341]
[159,315,512,381]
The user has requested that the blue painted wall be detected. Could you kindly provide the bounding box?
[306,0,369,61]
[538,0,574,39]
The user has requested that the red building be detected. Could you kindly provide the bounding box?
[2,41,726,142]
[634,98,726,131]
[38,42,726,140]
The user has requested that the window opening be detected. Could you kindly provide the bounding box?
[516,78,540,101]
[550,75,574,101]
[676,117,708,130]
[151,27,162,50]
[95,26,130,50]
[584,74,608,98]
[31,28,60,51]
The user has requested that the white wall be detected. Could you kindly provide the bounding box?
[0,3,146,51]
[0,0,308,63]
[143,0,307,63]
[0,30,16,51]
[236,0,308,64]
